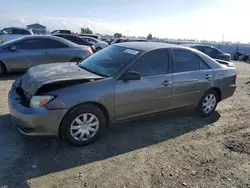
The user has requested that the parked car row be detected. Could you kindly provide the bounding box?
[7,41,237,146]
[0,35,93,75]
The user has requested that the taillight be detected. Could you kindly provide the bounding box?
[86,47,93,55]
[235,70,237,79]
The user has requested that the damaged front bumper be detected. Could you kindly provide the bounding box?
[8,79,68,136]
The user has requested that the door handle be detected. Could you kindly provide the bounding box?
[161,80,172,86]
[44,51,49,55]
[204,74,212,79]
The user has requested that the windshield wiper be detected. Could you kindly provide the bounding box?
[79,65,109,77]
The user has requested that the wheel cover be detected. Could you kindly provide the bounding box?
[202,94,216,114]
[70,113,99,141]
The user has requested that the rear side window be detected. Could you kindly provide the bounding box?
[42,39,68,48]
[12,29,30,35]
[172,49,200,73]
[203,47,221,57]
[131,50,169,77]
[61,35,90,46]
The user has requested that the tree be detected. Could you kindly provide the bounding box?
[114,33,122,38]
[81,27,93,34]
[147,33,153,40]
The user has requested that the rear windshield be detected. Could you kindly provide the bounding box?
[79,46,140,77]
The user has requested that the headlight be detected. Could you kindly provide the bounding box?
[30,95,54,108]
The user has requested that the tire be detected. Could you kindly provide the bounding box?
[69,58,82,63]
[0,62,6,76]
[96,47,102,52]
[197,89,218,117]
[61,104,107,146]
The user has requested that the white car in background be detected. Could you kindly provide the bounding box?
[0,27,33,43]
[81,36,108,51]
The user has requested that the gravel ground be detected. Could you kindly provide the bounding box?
[0,61,249,188]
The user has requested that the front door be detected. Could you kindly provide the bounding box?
[170,49,213,109]
[6,39,48,70]
[115,49,172,121]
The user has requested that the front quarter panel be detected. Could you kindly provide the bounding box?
[47,78,116,122]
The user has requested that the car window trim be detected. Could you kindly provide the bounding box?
[170,48,211,74]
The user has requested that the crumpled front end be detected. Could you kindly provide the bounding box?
[8,77,67,136]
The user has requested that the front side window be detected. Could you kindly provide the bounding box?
[79,46,140,77]
[172,49,200,73]
[1,28,12,34]
[130,50,169,77]
[15,39,43,49]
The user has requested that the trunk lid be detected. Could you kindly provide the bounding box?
[21,63,103,95]
[215,59,234,67]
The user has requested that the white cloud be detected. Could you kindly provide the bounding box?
[0,5,249,43]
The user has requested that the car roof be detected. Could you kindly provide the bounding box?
[53,33,80,37]
[183,43,215,48]
[0,35,78,48]
[1,27,30,30]
[114,42,185,52]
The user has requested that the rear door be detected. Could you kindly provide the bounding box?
[170,49,213,109]
[115,49,172,121]
[41,39,70,63]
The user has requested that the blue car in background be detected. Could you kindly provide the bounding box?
[183,44,231,61]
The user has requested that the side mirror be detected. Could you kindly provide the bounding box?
[9,46,16,52]
[121,71,141,81]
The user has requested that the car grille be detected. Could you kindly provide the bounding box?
[16,87,31,107]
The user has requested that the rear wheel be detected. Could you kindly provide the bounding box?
[61,104,107,146]
[198,90,218,117]
[69,58,82,63]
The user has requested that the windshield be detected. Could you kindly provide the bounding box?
[79,45,140,77]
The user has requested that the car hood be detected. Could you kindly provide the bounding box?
[21,63,103,95]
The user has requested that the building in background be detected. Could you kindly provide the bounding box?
[27,23,46,34]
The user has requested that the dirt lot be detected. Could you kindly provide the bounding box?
[0,61,249,188]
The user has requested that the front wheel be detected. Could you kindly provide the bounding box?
[61,104,107,146]
[198,90,218,117]
[0,62,6,76]
[69,58,82,63]
[95,47,102,52]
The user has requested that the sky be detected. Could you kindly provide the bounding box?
[1,0,249,42]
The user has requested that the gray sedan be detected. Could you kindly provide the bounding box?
[0,35,92,75]
[8,42,237,146]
